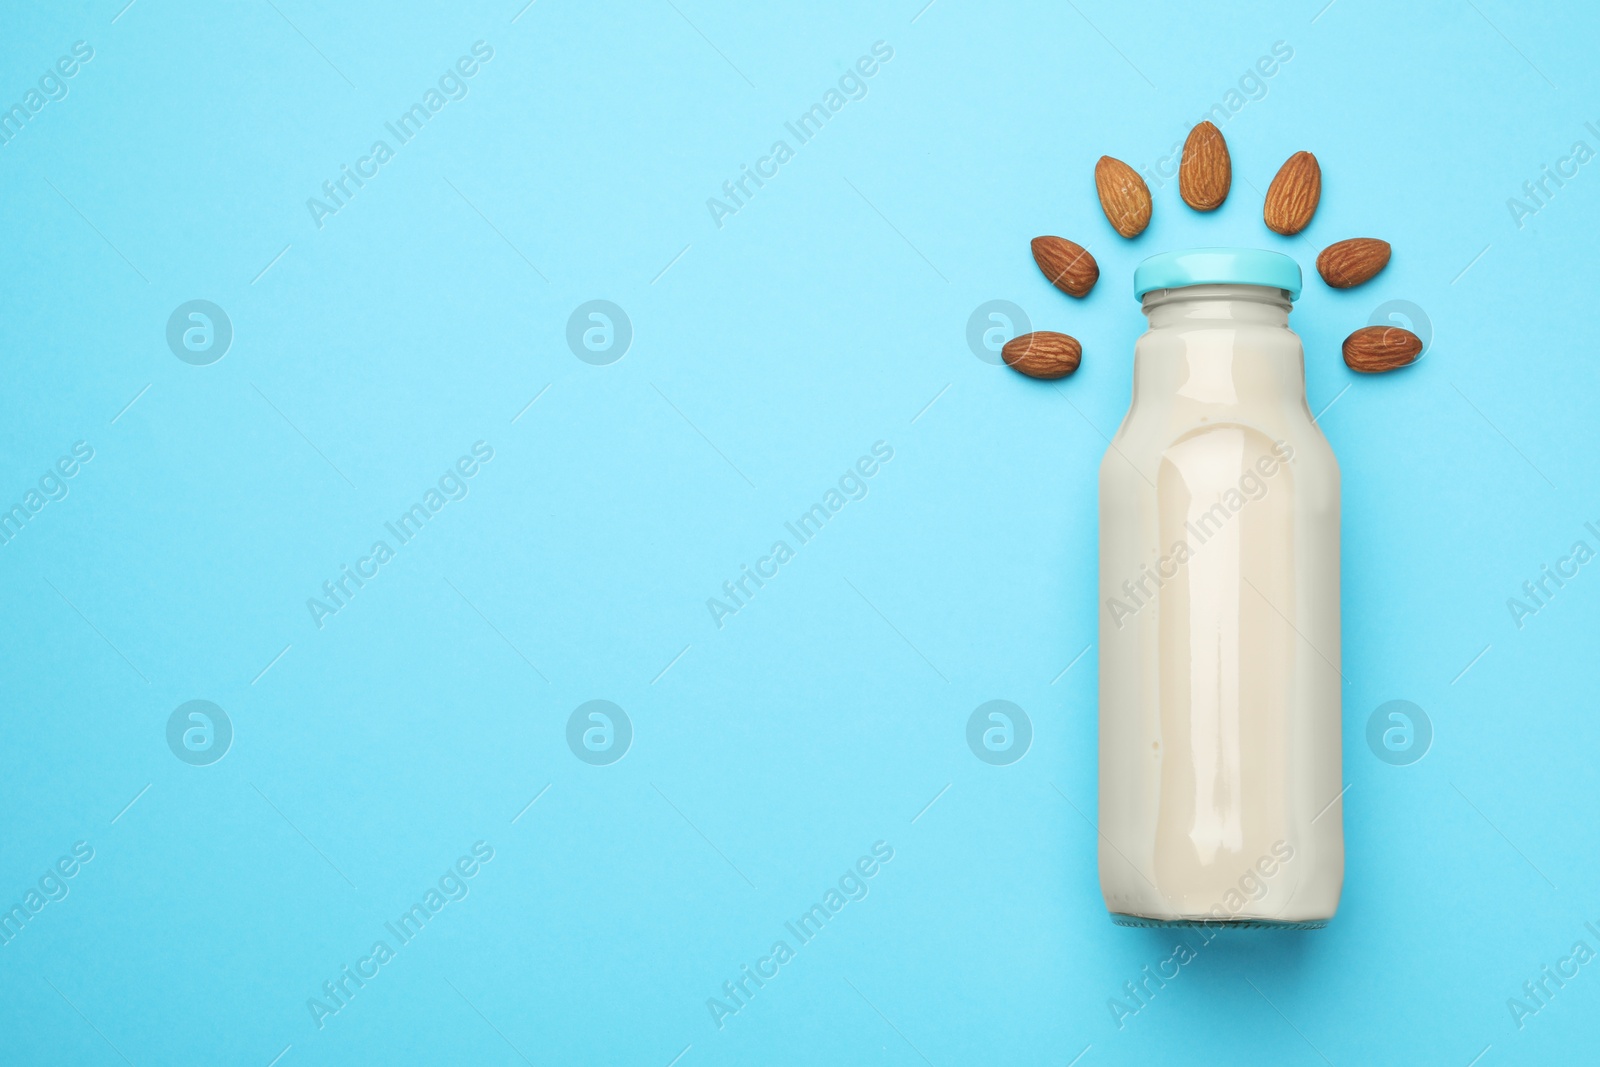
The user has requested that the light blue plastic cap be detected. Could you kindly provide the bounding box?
[1133,247,1301,301]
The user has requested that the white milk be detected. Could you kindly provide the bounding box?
[1098,277,1343,927]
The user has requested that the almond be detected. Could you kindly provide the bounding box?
[1179,121,1231,211]
[1095,156,1152,238]
[1002,331,1082,379]
[1342,326,1422,373]
[1317,238,1390,288]
[1031,236,1099,298]
[1264,151,1321,235]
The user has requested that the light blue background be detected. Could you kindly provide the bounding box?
[2,0,1597,1064]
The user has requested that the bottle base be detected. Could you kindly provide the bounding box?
[1109,912,1328,930]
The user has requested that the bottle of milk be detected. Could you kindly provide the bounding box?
[1098,249,1343,928]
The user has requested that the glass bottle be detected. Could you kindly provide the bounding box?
[1098,249,1342,928]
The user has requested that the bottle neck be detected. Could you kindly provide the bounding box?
[1133,284,1303,412]
[1141,284,1292,329]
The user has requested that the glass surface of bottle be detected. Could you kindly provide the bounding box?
[1098,249,1342,928]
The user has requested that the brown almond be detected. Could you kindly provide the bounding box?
[1002,331,1082,379]
[1179,121,1231,211]
[1317,238,1391,288]
[1264,151,1321,235]
[1031,236,1099,298]
[1342,326,1422,373]
[1095,156,1152,238]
